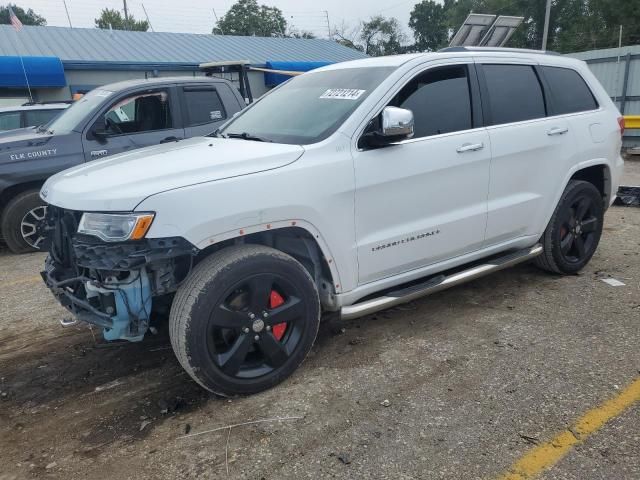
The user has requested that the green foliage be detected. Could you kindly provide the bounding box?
[409,0,640,54]
[95,8,149,31]
[288,29,316,39]
[213,0,286,37]
[0,3,46,26]
[409,0,451,51]
[359,16,407,56]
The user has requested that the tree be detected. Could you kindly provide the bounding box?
[409,0,451,51]
[95,8,149,31]
[288,29,316,39]
[591,0,640,47]
[332,21,364,51]
[213,0,286,37]
[0,3,46,26]
[359,16,407,56]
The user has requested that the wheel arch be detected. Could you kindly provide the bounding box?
[0,180,45,217]
[194,223,341,311]
[569,163,611,207]
[553,160,611,216]
[539,160,610,240]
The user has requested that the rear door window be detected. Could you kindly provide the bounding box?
[482,64,546,125]
[183,87,226,127]
[0,112,21,130]
[542,66,598,115]
[391,65,473,138]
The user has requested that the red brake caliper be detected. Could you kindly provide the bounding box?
[269,290,287,341]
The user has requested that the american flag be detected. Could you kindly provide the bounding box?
[8,6,23,31]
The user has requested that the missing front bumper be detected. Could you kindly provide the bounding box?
[41,233,198,342]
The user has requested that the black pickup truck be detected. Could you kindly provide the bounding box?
[0,76,244,253]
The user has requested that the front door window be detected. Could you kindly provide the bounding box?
[101,90,172,135]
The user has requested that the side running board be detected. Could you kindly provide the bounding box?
[341,244,543,321]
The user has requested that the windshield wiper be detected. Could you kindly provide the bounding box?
[208,128,226,138]
[226,132,271,142]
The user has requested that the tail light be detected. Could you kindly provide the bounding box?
[618,116,625,136]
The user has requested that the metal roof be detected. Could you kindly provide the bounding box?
[0,25,367,68]
[567,45,640,62]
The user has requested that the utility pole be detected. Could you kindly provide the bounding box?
[63,0,72,28]
[123,0,129,24]
[324,10,331,40]
[142,3,154,32]
[541,0,551,50]
[213,8,223,35]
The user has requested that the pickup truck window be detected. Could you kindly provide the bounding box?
[391,65,473,138]
[221,67,396,145]
[24,109,62,127]
[48,88,113,134]
[183,88,226,126]
[102,90,173,134]
[0,112,21,131]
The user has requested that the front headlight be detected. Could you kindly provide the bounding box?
[77,212,155,242]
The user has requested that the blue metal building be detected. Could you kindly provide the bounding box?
[0,25,367,105]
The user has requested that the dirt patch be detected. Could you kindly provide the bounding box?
[0,172,639,479]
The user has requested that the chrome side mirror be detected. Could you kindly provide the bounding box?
[381,106,414,138]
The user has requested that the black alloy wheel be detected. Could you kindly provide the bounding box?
[535,180,604,274]
[557,194,599,264]
[170,245,321,396]
[208,272,306,379]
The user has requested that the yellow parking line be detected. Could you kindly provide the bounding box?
[1,275,42,288]
[498,377,640,480]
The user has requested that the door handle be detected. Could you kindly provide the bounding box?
[547,127,568,136]
[456,142,484,153]
[160,136,182,144]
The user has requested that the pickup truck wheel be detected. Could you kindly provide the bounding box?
[535,180,604,274]
[1,190,47,254]
[169,245,320,396]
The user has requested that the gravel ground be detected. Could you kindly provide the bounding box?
[0,161,638,480]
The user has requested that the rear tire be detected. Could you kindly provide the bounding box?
[535,180,604,274]
[169,245,320,396]
[1,190,47,254]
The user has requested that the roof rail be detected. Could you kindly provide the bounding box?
[438,46,561,56]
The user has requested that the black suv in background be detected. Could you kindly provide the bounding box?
[0,77,245,253]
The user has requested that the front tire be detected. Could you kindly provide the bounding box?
[1,190,47,254]
[535,180,604,274]
[169,245,321,396]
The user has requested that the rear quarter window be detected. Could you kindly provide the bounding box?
[542,66,598,115]
[482,64,547,125]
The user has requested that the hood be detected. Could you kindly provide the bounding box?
[0,128,58,164]
[42,136,305,211]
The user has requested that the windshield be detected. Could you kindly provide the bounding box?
[220,67,395,145]
[46,89,114,134]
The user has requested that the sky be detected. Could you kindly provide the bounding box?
[16,0,420,39]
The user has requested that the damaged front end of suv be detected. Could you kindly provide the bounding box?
[41,207,197,342]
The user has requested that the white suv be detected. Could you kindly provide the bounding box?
[40,48,624,396]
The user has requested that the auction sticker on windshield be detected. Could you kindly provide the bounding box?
[320,89,366,100]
